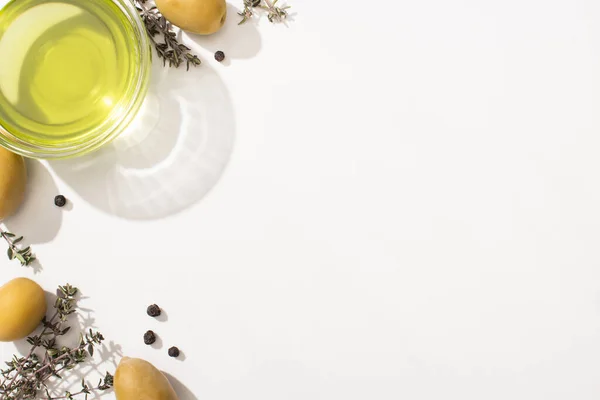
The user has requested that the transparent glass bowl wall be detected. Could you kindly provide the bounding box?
[0,0,151,159]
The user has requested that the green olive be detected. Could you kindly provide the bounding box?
[115,357,179,400]
[156,0,226,35]
[0,278,46,342]
[0,147,26,221]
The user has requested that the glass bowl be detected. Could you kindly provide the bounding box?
[0,0,151,159]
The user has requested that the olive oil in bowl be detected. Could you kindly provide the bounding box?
[0,0,150,158]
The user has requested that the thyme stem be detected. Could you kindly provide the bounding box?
[135,0,201,69]
[0,229,35,266]
[0,285,113,399]
[239,0,290,24]
[0,313,57,392]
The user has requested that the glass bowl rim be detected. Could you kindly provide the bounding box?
[0,0,151,159]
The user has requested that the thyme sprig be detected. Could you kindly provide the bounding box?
[239,0,290,24]
[44,374,114,400]
[135,0,201,70]
[0,285,113,399]
[1,229,35,266]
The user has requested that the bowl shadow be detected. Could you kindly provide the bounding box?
[49,60,235,220]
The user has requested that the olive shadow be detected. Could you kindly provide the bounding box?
[3,161,61,253]
[164,372,199,400]
[49,60,235,220]
[186,3,262,61]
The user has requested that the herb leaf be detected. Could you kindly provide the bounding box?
[1,229,35,266]
[135,0,201,69]
[239,0,290,24]
[0,284,113,399]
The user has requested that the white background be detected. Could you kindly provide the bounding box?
[2,0,600,398]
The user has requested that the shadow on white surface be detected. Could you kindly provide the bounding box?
[3,161,61,249]
[173,349,187,362]
[12,290,124,397]
[151,333,164,350]
[14,290,103,355]
[156,308,169,322]
[47,340,123,398]
[164,372,198,400]
[98,341,124,370]
[186,3,262,63]
[49,60,235,220]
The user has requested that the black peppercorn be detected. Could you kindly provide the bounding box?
[168,346,180,358]
[54,195,67,207]
[147,304,161,317]
[251,0,261,6]
[144,330,156,345]
[214,51,225,62]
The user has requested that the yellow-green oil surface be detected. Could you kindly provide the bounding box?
[0,0,136,145]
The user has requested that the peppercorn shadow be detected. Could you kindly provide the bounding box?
[155,308,169,322]
[48,60,235,220]
[151,333,164,350]
[187,3,261,61]
[3,161,61,250]
[168,347,186,361]
[175,349,187,361]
